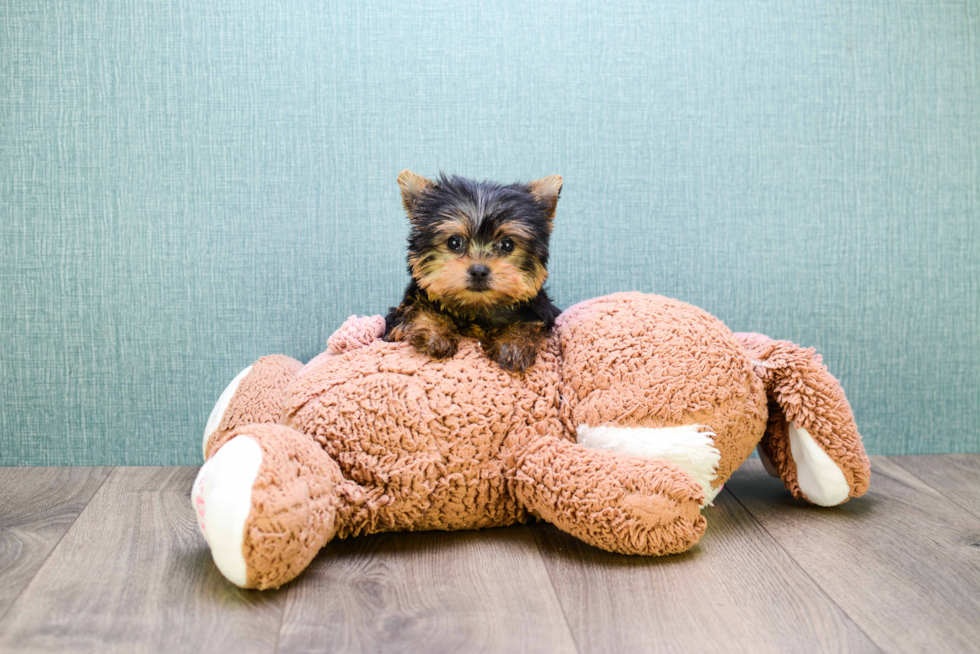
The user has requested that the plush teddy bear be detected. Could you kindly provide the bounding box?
[192,292,870,590]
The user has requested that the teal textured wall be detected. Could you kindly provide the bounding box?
[2,0,978,465]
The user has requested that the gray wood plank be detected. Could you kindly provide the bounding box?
[0,466,286,654]
[888,454,980,520]
[533,490,878,654]
[725,458,980,654]
[276,526,579,654]
[0,467,112,622]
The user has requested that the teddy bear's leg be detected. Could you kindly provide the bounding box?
[735,332,871,506]
[203,355,303,459]
[192,423,350,589]
[510,434,706,555]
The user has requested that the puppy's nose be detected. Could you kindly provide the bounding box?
[468,264,491,281]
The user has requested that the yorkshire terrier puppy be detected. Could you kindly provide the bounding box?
[384,170,563,373]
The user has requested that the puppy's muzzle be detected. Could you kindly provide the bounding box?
[468,264,491,290]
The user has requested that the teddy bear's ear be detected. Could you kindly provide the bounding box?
[397,170,433,214]
[735,332,871,506]
[528,175,563,224]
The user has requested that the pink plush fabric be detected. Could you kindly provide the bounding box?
[327,314,386,354]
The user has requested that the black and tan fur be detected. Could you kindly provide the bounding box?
[384,171,563,373]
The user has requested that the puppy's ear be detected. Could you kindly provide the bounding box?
[528,175,563,224]
[397,170,433,214]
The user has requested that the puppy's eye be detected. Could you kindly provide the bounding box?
[498,238,515,253]
[447,236,464,251]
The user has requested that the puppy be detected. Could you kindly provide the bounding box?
[384,171,563,373]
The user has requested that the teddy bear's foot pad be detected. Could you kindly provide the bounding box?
[192,435,262,587]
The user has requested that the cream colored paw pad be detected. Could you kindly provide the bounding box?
[192,435,263,587]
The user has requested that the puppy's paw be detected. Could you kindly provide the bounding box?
[486,340,538,373]
[411,329,458,359]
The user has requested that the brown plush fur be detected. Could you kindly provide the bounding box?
[735,332,871,502]
[200,293,870,589]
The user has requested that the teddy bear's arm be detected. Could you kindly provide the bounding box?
[508,432,707,555]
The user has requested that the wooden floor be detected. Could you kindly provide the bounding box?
[1,455,978,653]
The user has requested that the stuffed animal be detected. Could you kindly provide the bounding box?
[192,292,869,589]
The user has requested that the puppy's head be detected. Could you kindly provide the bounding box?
[398,171,562,312]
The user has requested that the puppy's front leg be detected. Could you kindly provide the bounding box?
[385,305,459,359]
[483,321,548,373]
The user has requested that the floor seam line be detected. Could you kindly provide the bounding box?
[529,526,583,654]
[724,485,887,654]
[884,456,980,522]
[272,588,287,654]
[0,466,115,627]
